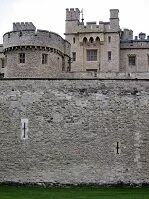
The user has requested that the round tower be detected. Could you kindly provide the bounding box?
[3,22,71,78]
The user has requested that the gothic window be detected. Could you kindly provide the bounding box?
[87,50,97,61]
[89,37,94,43]
[108,51,111,61]
[42,54,48,64]
[128,55,136,65]
[72,52,76,61]
[19,53,25,63]
[83,37,87,44]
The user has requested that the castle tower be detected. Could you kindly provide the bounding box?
[65,8,120,73]
[65,8,80,35]
[3,22,70,78]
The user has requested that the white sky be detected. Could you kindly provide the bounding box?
[0,0,149,43]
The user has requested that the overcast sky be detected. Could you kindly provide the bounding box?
[0,0,149,43]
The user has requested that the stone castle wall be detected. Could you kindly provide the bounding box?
[4,49,64,78]
[3,29,70,55]
[3,24,71,78]
[0,79,149,185]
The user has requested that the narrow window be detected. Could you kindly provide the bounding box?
[87,50,97,61]
[19,53,25,63]
[108,51,111,61]
[73,37,75,44]
[72,52,76,61]
[5,55,7,66]
[19,31,22,37]
[148,55,149,65]
[21,119,28,140]
[42,54,48,64]
[108,36,111,43]
[1,58,4,68]
[128,55,136,66]
[116,142,120,154]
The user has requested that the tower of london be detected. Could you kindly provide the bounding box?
[1,8,149,186]
[1,8,149,78]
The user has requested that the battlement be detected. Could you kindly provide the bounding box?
[79,21,111,32]
[3,23,70,56]
[120,39,149,49]
[13,22,36,31]
[66,8,80,21]
[65,8,120,34]
[121,29,133,40]
[121,30,149,43]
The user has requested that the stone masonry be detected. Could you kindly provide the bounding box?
[2,23,71,78]
[0,79,149,185]
[1,8,149,186]
[65,8,149,77]
[0,9,149,78]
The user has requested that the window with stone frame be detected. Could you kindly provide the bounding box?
[108,51,111,61]
[42,53,48,64]
[1,58,4,68]
[128,55,136,66]
[108,36,111,43]
[72,52,76,61]
[73,37,76,44]
[5,55,7,66]
[87,49,97,61]
[19,53,25,63]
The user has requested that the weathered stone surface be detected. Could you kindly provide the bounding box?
[0,79,149,185]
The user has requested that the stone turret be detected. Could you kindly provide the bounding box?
[121,29,133,40]
[110,9,119,31]
[65,8,80,34]
[3,22,71,78]
[66,8,80,21]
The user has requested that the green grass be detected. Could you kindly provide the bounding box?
[0,185,149,199]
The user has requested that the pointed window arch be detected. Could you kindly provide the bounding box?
[89,37,94,43]
[83,37,87,44]
[95,37,100,45]
[95,37,100,42]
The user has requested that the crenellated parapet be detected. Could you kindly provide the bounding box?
[78,21,111,33]
[121,40,149,49]
[65,8,120,35]
[3,22,71,78]
[66,8,80,21]
[3,23,70,57]
[13,22,36,31]
[121,32,149,49]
